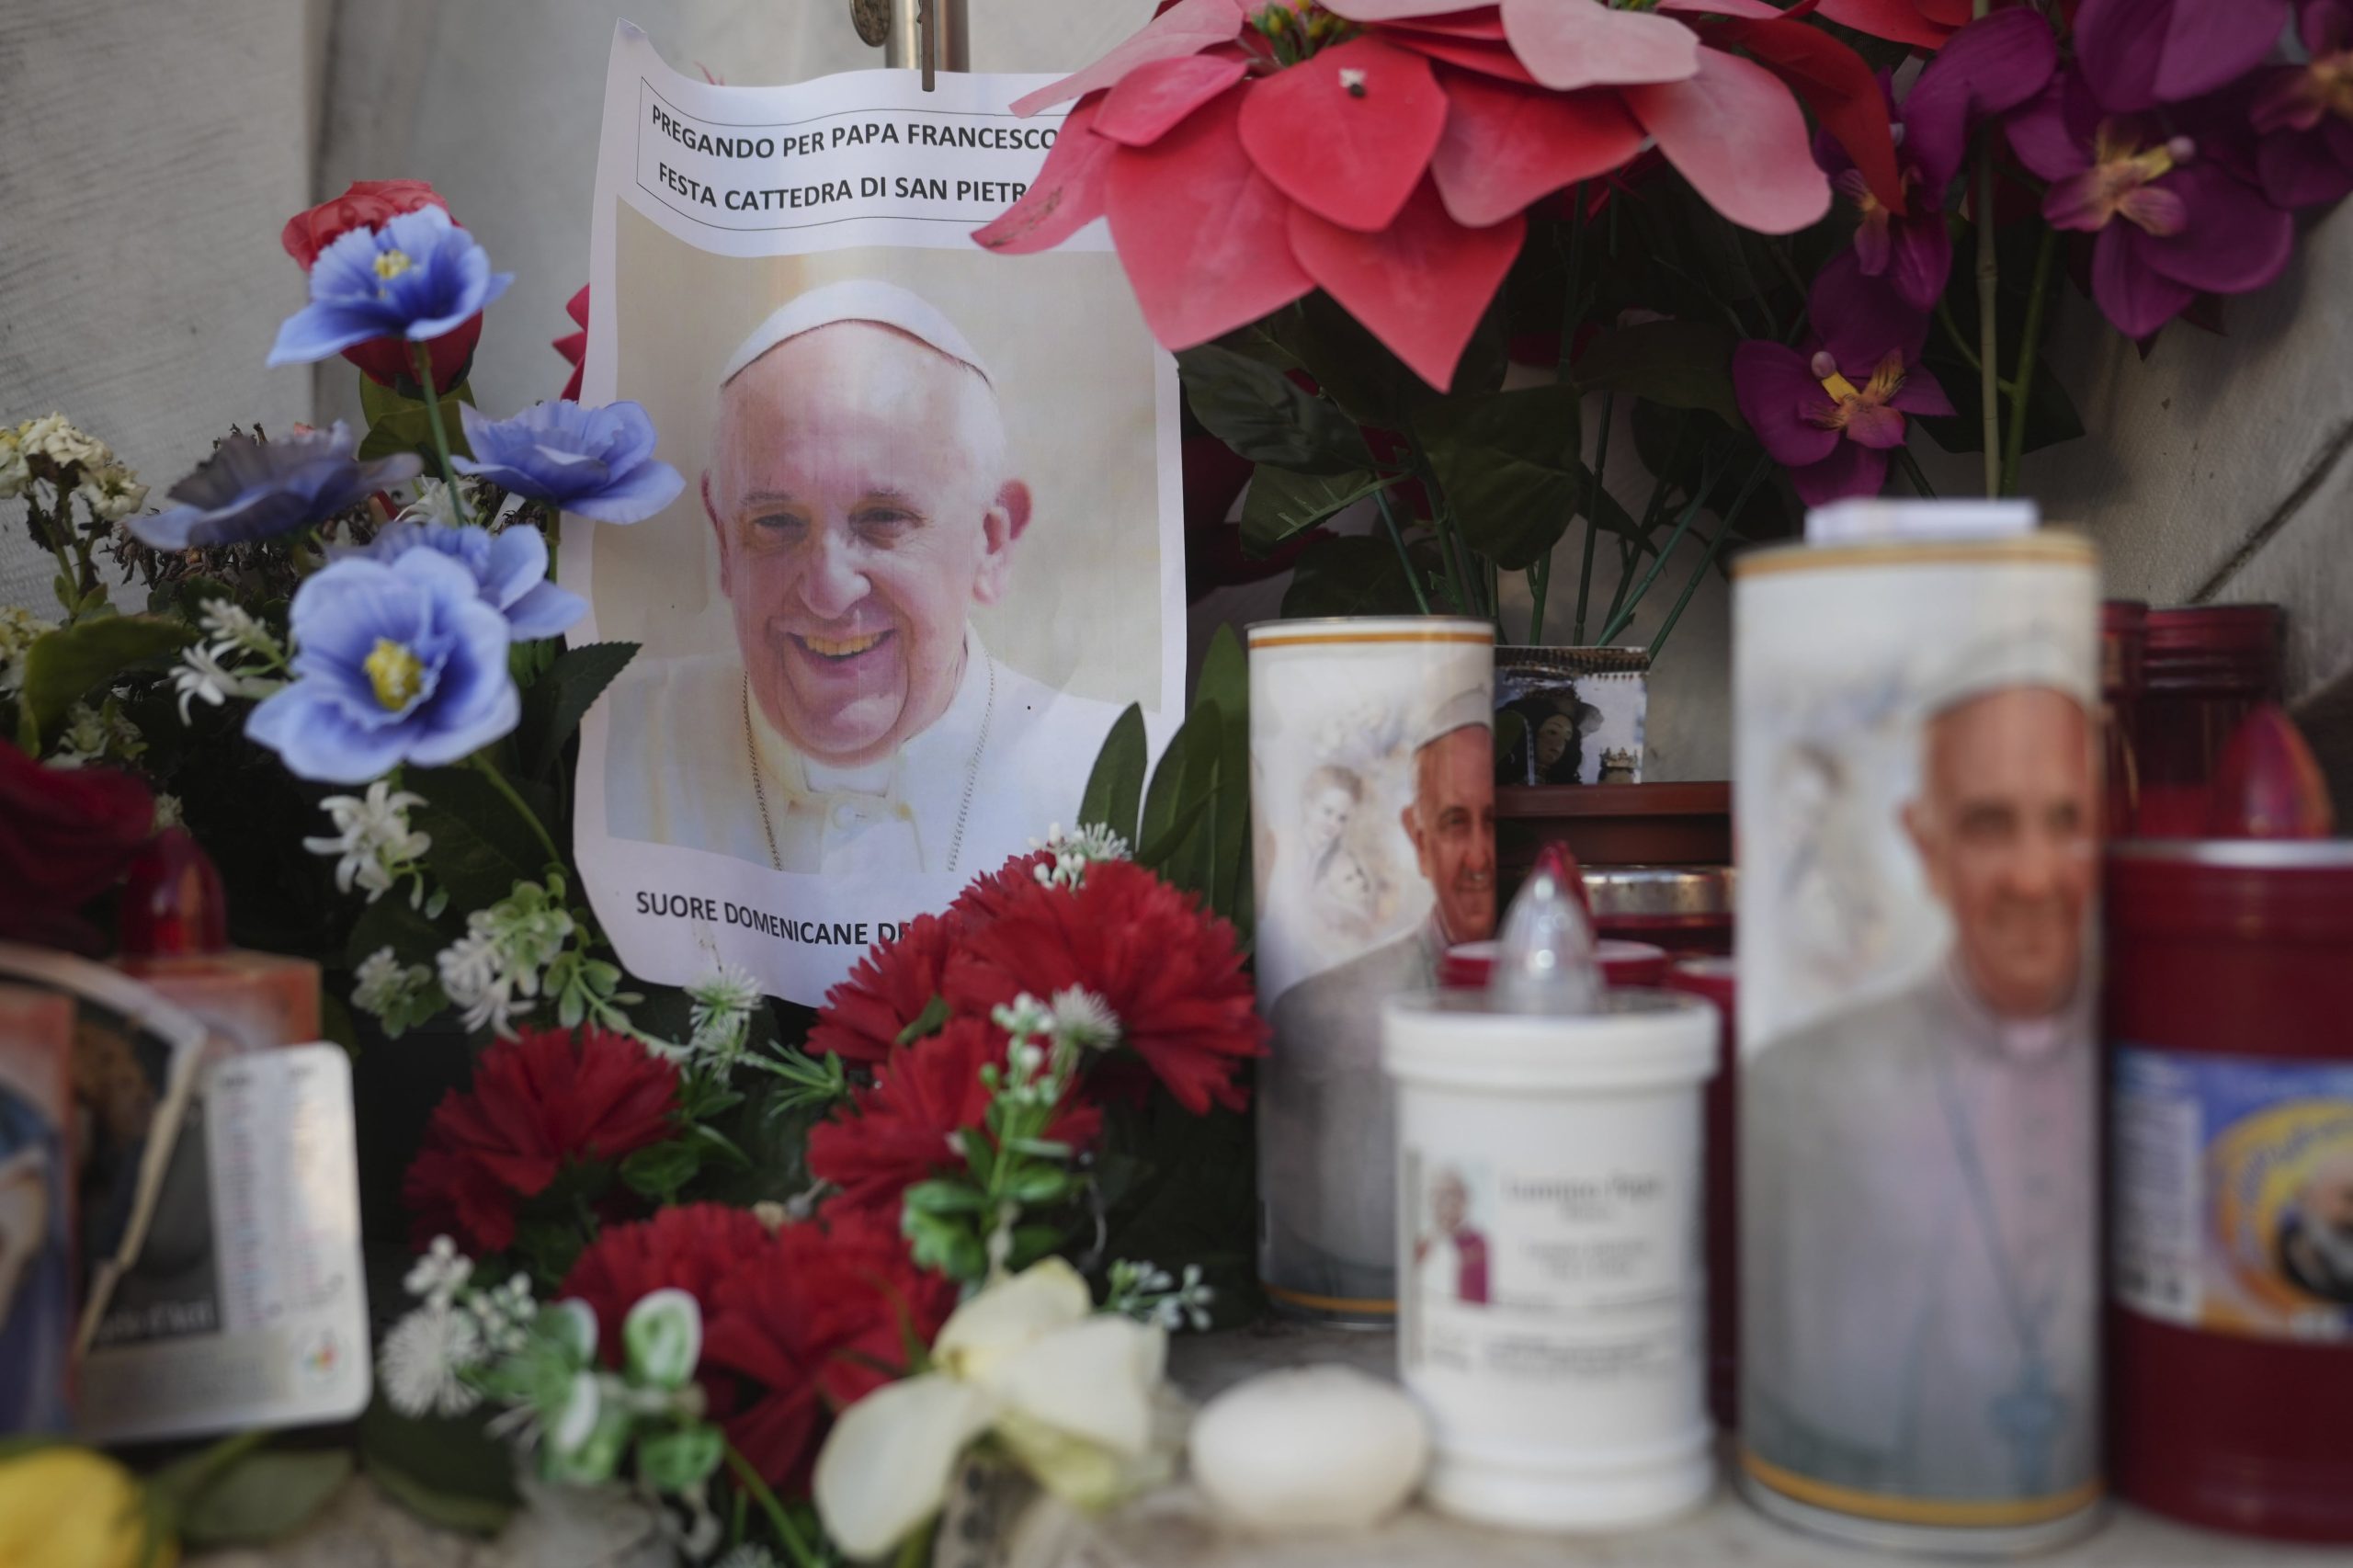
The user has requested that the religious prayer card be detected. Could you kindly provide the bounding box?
[565,24,1186,1006]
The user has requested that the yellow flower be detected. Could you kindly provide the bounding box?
[813,1259,1169,1562]
[0,1448,171,1568]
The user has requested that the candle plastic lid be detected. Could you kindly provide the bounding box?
[1383,989,1718,1092]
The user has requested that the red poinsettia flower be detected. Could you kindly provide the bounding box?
[807,911,964,1064]
[809,1016,1105,1214]
[559,1202,776,1364]
[1813,0,1970,50]
[700,1210,955,1490]
[402,1025,681,1252]
[980,0,1884,390]
[553,284,590,401]
[943,859,1266,1114]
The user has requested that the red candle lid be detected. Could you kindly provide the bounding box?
[118,827,229,957]
[1440,937,1669,990]
[2143,604,2283,696]
[2108,842,2353,945]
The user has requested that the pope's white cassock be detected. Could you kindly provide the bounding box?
[605,636,1128,881]
[1742,960,2098,1508]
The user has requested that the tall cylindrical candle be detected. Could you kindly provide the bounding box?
[1249,618,1495,1324]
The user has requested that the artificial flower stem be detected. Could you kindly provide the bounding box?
[1598,456,1724,647]
[1895,446,1938,500]
[1404,431,1476,619]
[723,1446,824,1568]
[1649,458,1768,663]
[1573,392,1616,646]
[2001,225,2061,496]
[410,342,471,512]
[1526,557,1550,647]
[1370,486,1434,616]
[1972,0,2000,499]
[467,751,563,871]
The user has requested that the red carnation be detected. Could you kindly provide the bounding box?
[809,1016,1105,1215]
[0,740,153,953]
[947,846,1059,926]
[807,911,964,1064]
[402,1024,680,1252]
[559,1203,776,1364]
[280,178,479,393]
[700,1210,954,1490]
[945,859,1266,1115]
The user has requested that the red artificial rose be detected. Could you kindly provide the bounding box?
[806,911,964,1064]
[700,1210,954,1491]
[279,178,479,394]
[560,1203,777,1365]
[809,1016,1104,1215]
[945,859,1266,1115]
[0,741,153,952]
[403,1024,680,1252]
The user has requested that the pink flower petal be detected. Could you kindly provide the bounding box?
[1094,52,1250,147]
[1844,400,1907,449]
[2005,79,2093,182]
[1287,179,1527,391]
[1388,32,1541,85]
[973,97,1120,256]
[1891,371,1954,418]
[1375,8,1507,41]
[1792,439,1890,506]
[1501,0,1700,92]
[1011,0,1250,118]
[1625,49,1832,235]
[1656,0,1785,17]
[1322,0,1495,19]
[1428,67,1646,228]
[2091,225,2196,339]
[2116,183,2188,237]
[1105,91,1314,349]
[1809,0,1958,50]
[2138,164,2294,295]
[1238,36,1450,233]
[1733,339,1843,468]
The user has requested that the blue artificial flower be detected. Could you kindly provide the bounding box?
[453,400,685,524]
[267,206,514,369]
[361,519,585,641]
[246,548,518,783]
[131,423,423,550]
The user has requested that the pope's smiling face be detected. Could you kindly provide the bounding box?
[708,321,1029,767]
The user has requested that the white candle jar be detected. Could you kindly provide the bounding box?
[1384,988,1718,1532]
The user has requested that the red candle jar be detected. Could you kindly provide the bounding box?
[2107,842,2353,1541]
[2133,606,2282,837]
[1663,957,1738,1431]
[2103,600,2147,836]
[1582,867,1734,956]
[1439,937,1671,990]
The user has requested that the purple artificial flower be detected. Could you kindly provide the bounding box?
[1818,9,2059,311]
[2250,0,2353,207]
[2073,0,2292,115]
[2009,74,2294,338]
[247,547,518,783]
[1733,254,1955,506]
[267,206,514,369]
[131,423,422,550]
[360,520,585,642]
[452,400,684,525]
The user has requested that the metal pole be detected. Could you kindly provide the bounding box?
[885,0,970,79]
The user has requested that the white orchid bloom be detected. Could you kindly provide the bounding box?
[813,1257,1168,1562]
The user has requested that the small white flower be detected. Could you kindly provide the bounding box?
[171,640,280,723]
[51,702,141,768]
[0,428,28,500]
[686,960,761,1062]
[75,462,145,522]
[404,1234,474,1306]
[354,945,437,1023]
[380,1301,484,1418]
[0,607,56,695]
[198,600,281,659]
[438,929,526,1038]
[304,780,431,902]
[16,414,110,472]
[1028,823,1131,890]
[151,793,184,831]
[1047,985,1120,1053]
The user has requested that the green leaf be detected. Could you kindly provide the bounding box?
[1195,628,1251,933]
[516,641,638,779]
[18,615,193,742]
[1077,703,1148,847]
[620,1139,705,1199]
[1413,385,1582,571]
[405,764,551,909]
[358,1400,518,1538]
[358,386,476,464]
[177,1450,352,1548]
[1176,344,1370,474]
[1279,533,1437,619]
[1005,1167,1073,1206]
[1573,319,1747,430]
[1136,708,1205,873]
[904,1179,990,1215]
[637,1427,725,1493]
[1239,466,1397,557]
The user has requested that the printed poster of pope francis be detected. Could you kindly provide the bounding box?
[565,43,1182,1006]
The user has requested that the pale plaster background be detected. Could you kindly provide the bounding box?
[5,0,2350,792]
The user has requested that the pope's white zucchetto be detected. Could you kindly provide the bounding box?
[720,279,995,389]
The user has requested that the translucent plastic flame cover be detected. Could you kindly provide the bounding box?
[1488,842,1603,1015]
